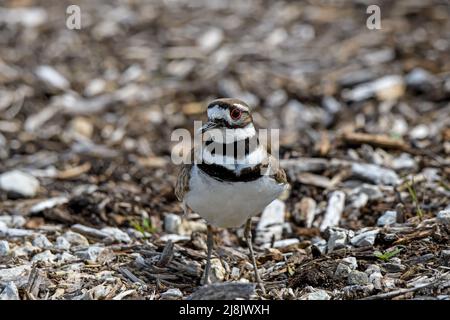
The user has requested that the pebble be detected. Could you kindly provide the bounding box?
[437,209,450,225]
[100,227,131,243]
[347,270,369,286]
[382,262,407,273]
[405,68,435,90]
[334,263,352,279]
[0,170,40,198]
[164,213,181,234]
[342,257,358,270]
[32,234,53,249]
[350,229,379,247]
[255,199,285,244]
[295,197,316,228]
[390,153,417,170]
[62,231,89,247]
[327,227,352,252]
[209,258,226,282]
[31,250,57,263]
[0,265,31,288]
[0,240,10,256]
[343,75,405,102]
[351,184,383,201]
[409,124,429,140]
[351,163,399,186]
[75,246,112,263]
[160,288,183,300]
[320,191,345,232]
[377,210,397,226]
[0,282,20,300]
[0,228,35,238]
[272,238,300,248]
[35,65,70,90]
[55,236,71,250]
[11,242,39,257]
[58,252,77,263]
[0,215,26,228]
[159,234,190,242]
[197,28,224,52]
[311,237,327,255]
[29,197,68,213]
[299,289,331,300]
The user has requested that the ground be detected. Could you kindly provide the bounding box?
[0,0,449,300]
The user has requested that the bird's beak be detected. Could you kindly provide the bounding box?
[200,120,219,133]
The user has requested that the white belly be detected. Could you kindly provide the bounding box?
[185,166,286,228]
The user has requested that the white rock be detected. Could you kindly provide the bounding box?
[377,210,397,226]
[159,234,190,242]
[164,213,182,234]
[30,197,68,213]
[11,242,39,257]
[0,215,26,228]
[84,78,106,96]
[0,7,47,28]
[437,209,450,225]
[0,282,19,300]
[35,65,70,90]
[0,170,39,197]
[334,263,352,279]
[0,265,31,287]
[342,257,358,270]
[320,191,345,232]
[100,227,131,243]
[55,236,71,250]
[32,235,53,249]
[62,231,89,246]
[58,252,77,264]
[409,124,429,140]
[327,227,352,252]
[343,75,404,102]
[351,163,399,186]
[0,228,35,238]
[160,288,183,300]
[348,270,369,285]
[197,28,223,52]
[350,229,379,247]
[300,289,330,300]
[75,246,106,263]
[32,250,57,263]
[209,258,226,282]
[390,153,417,170]
[406,68,435,89]
[256,199,285,244]
[0,240,10,256]
[272,238,300,248]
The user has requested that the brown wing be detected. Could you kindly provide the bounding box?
[175,163,192,201]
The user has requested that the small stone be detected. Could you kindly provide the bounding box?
[0,265,31,287]
[164,213,182,234]
[299,289,330,300]
[29,197,68,213]
[437,209,450,225]
[209,258,226,282]
[35,65,70,90]
[350,229,379,247]
[405,68,435,91]
[159,234,190,242]
[377,210,397,226]
[369,272,383,290]
[441,250,450,267]
[0,170,40,198]
[197,28,224,52]
[160,288,183,300]
[409,124,429,140]
[0,240,10,256]
[55,236,71,250]
[272,238,300,248]
[327,227,352,252]
[231,267,240,280]
[365,264,381,275]
[100,227,131,243]
[58,252,77,263]
[335,263,352,279]
[351,163,399,186]
[382,262,407,273]
[75,246,112,263]
[11,242,39,257]
[31,250,57,263]
[311,237,327,255]
[320,191,345,232]
[62,231,89,247]
[32,234,53,249]
[390,153,417,170]
[69,117,94,140]
[342,257,358,270]
[347,270,369,286]
[0,215,27,228]
[0,282,20,300]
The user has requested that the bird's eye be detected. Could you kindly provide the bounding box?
[230,108,242,120]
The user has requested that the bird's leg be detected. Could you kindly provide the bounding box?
[244,218,266,295]
[202,224,213,285]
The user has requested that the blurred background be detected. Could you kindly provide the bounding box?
[0,0,449,300]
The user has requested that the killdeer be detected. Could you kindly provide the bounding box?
[175,98,288,294]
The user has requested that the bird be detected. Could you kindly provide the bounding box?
[175,98,289,294]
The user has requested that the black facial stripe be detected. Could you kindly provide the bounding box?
[198,163,264,182]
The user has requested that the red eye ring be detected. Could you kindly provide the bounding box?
[230,108,242,120]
